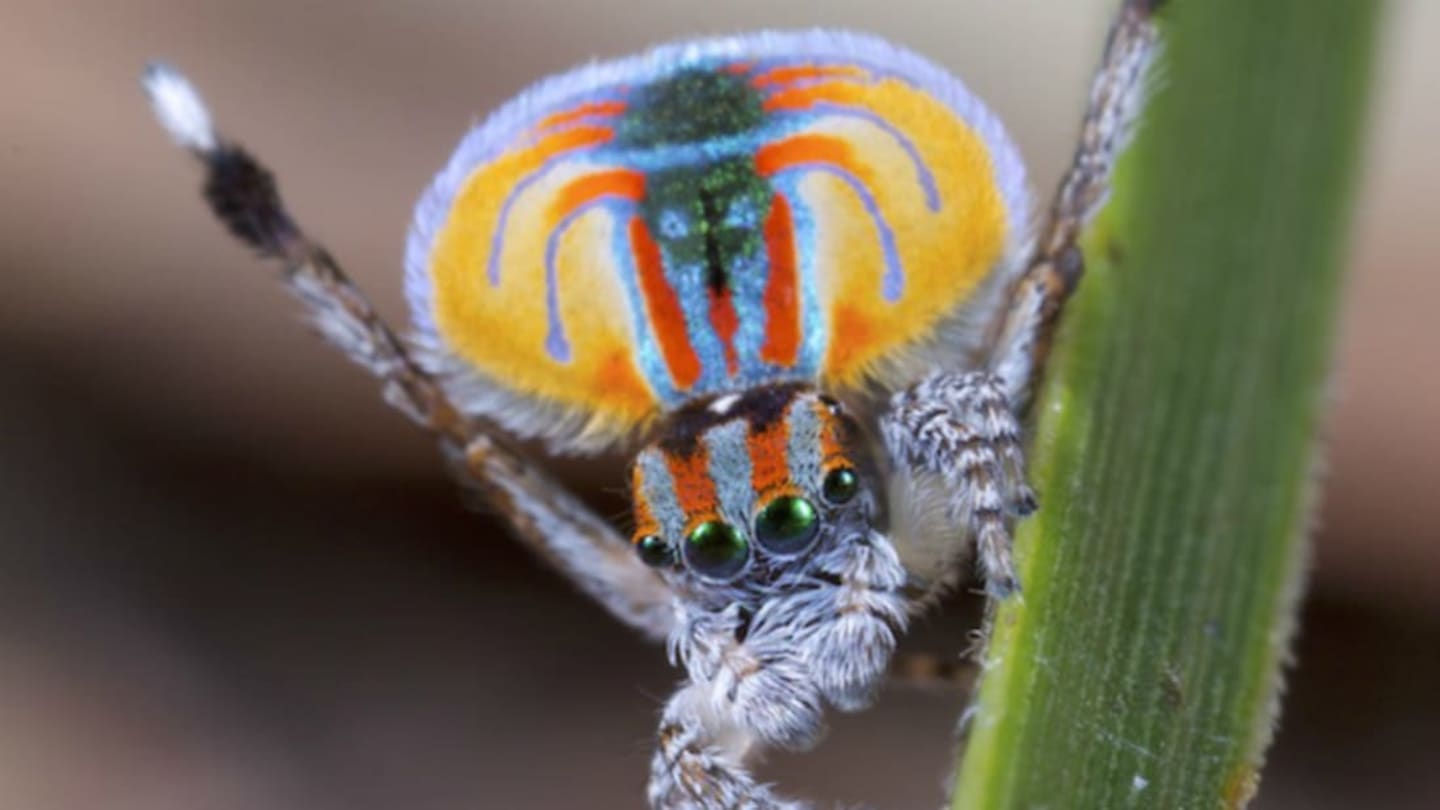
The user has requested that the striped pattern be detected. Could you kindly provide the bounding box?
[406,31,1030,447]
[630,387,854,547]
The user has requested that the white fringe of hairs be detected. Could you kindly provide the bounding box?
[142,62,217,154]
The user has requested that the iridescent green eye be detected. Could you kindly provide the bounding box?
[636,534,674,568]
[683,520,748,580]
[822,467,859,504]
[754,495,820,555]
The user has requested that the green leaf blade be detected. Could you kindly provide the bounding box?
[953,1,1381,807]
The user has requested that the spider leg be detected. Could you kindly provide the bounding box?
[798,528,910,711]
[882,371,1036,598]
[650,531,908,810]
[888,3,1160,601]
[650,685,807,810]
[142,64,676,641]
[989,0,1163,406]
[650,604,821,810]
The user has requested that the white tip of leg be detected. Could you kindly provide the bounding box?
[142,62,217,153]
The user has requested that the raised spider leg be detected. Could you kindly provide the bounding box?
[884,1,1161,600]
[989,0,1163,406]
[142,64,676,641]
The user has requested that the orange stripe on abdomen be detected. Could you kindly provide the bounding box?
[530,124,614,161]
[760,194,801,367]
[708,288,740,376]
[755,134,861,178]
[549,169,645,224]
[761,80,867,113]
[630,217,702,391]
[825,302,875,380]
[751,65,868,90]
[535,101,628,132]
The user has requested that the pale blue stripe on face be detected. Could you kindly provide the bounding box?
[784,396,824,494]
[703,419,756,531]
[636,447,686,541]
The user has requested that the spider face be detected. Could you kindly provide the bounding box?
[629,384,877,603]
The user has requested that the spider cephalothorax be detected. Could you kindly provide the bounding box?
[631,384,907,733]
[630,384,877,595]
[146,3,1159,806]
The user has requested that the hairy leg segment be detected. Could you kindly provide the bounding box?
[142,65,677,640]
[650,531,910,809]
[886,0,1163,601]
[883,370,1036,598]
[989,0,1164,407]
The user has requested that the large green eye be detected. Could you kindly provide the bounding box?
[822,467,859,505]
[754,495,820,555]
[635,534,674,568]
[683,520,749,580]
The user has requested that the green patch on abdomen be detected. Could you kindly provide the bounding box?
[616,69,765,149]
[640,158,774,293]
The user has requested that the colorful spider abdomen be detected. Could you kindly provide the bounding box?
[405,31,1031,449]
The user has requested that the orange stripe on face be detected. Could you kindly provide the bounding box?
[630,465,661,543]
[760,194,801,367]
[760,79,868,113]
[708,289,740,376]
[629,217,702,390]
[754,133,863,179]
[746,417,795,499]
[549,169,645,225]
[665,446,719,524]
[535,101,628,132]
[751,65,868,89]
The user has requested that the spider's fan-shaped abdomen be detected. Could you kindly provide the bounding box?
[405,30,1030,450]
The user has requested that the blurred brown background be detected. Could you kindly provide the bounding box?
[2,1,1437,808]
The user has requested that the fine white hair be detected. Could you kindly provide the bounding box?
[142,62,217,153]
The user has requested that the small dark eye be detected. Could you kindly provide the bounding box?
[822,467,859,504]
[683,520,749,580]
[635,534,674,568]
[754,495,820,555]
